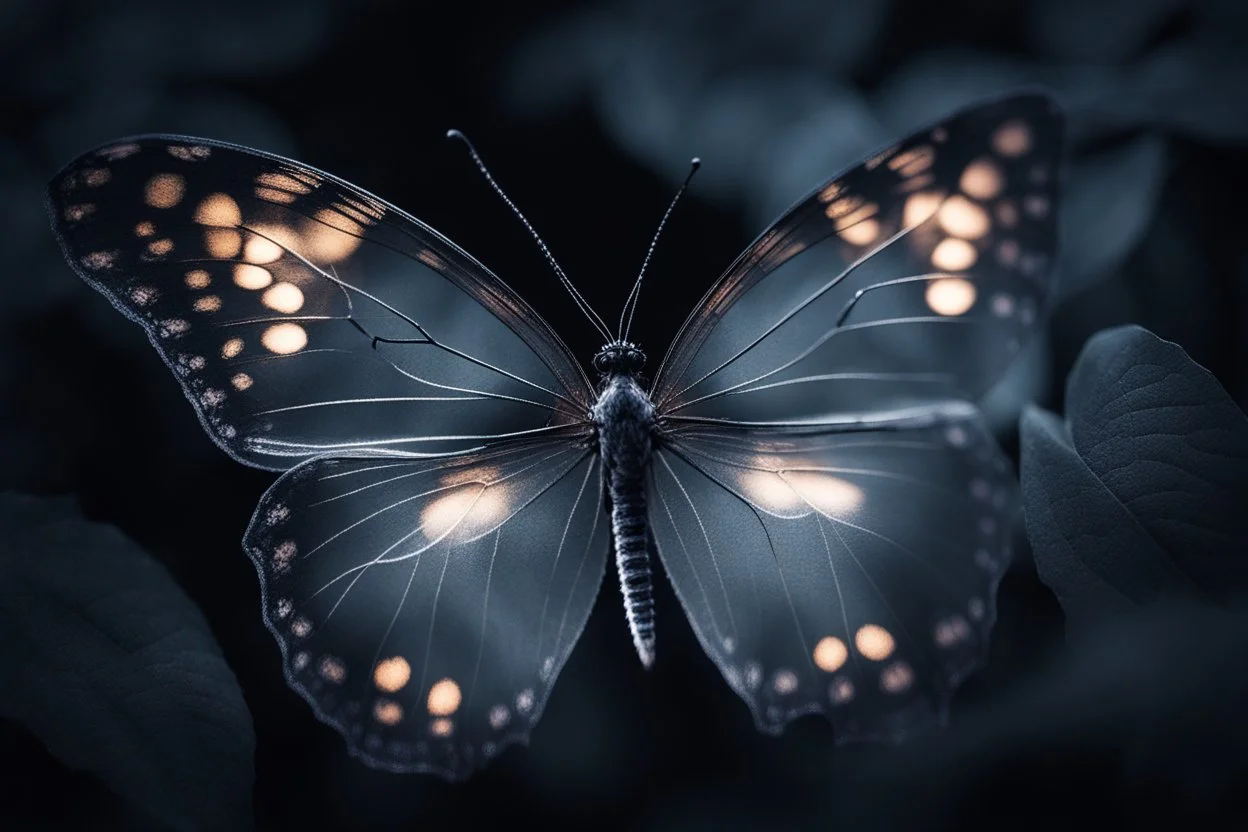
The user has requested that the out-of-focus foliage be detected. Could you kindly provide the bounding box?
[0,493,255,831]
[1022,325,1248,631]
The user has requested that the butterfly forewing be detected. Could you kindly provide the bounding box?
[650,407,1014,738]
[47,136,594,470]
[651,93,1063,425]
[246,431,608,777]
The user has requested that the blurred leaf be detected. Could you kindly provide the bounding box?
[1020,325,1248,633]
[1057,134,1167,301]
[0,493,255,832]
[1064,324,1248,595]
[1126,40,1248,145]
[1026,0,1181,63]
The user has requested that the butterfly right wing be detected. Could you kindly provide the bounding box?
[46,135,595,470]
[648,406,1012,741]
[245,428,608,778]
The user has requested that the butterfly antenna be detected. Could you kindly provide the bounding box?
[447,129,613,343]
[620,157,701,342]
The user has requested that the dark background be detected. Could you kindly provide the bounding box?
[2,0,1248,829]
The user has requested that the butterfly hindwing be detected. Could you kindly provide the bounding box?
[649,406,1013,738]
[246,431,608,778]
[46,136,594,470]
[651,92,1063,424]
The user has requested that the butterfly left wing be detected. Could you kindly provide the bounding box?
[649,406,1012,739]
[246,429,608,778]
[46,136,595,470]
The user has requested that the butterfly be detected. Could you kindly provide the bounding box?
[46,91,1063,779]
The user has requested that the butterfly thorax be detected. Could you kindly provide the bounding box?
[592,371,658,667]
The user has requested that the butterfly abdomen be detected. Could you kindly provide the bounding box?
[593,375,657,668]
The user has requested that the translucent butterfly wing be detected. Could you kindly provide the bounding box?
[246,430,608,778]
[46,136,594,470]
[650,93,1063,424]
[649,407,1013,738]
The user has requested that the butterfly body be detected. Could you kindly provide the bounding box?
[46,91,1064,779]
[592,359,658,666]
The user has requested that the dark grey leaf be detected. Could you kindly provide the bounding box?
[1020,404,1198,632]
[1021,324,1248,632]
[1065,325,1248,597]
[0,493,254,832]
[1057,134,1167,301]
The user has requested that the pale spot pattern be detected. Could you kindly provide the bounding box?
[144,173,185,208]
[931,237,978,271]
[489,704,511,730]
[319,655,346,684]
[855,624,896,661]
[925,277,977,316]
[233,264,273,290]
[427,678,462,716]
[374,657,411,693]
[184,269,211,289]
[373,700,403,726]
[960,158,1004,200]
[772,669,799,695]
[192,295,222,313]
[262,282,305,313]
[230,372,253,391]
[880,661,914,694]
[813,636,849,672]
[221,337,244,358]
[261,323,308,355]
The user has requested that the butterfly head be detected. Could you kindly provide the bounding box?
[593,341,646,375]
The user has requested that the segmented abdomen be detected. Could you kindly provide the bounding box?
[609,472,655,667]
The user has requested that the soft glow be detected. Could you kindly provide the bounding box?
[839,218,880,246]
[830,677,854,704]
[934,615,972,648]
[931,237,978,271]
[221,337,244,358]
[489,704,510,730]
[937,195,991,239]
[1024,194,1049,218]
[925,277,977,316]
[373,700,403,726]
[304,209,364,262]
[813,636,848,672]
[134,221,155,237]
[429,718,454,737]
[738,469,806,517]
[997,239,1020,267]
[234,264,273,290]
[516,688,535,715]
[230,372,253,391]
[144,173,185,208]
[880,661,914,694]
[903,191,943,227]
[960,158,1004,200]
[785,471,864,516]
[262,282,305,313]
[194,193,242,226]
[84,168,111,187]
[421,485,509,541]
[184,269,211,289]
[245,224,299,263]
[146,238,174,257]
[374,656,411,693]
[261,323,308,355]
[204,228,242,258]
[855,624,895,660]
[992,119,1032,157]
[192,295,222,313]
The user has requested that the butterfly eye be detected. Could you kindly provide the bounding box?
[593,352,610,372]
